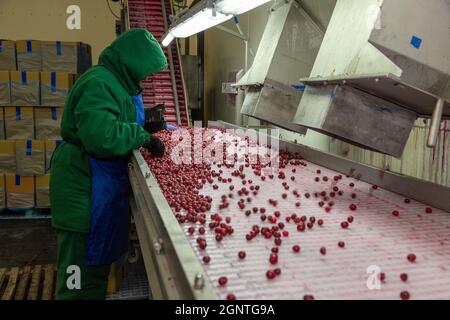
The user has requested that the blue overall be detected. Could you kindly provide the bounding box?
[84,94,145,266]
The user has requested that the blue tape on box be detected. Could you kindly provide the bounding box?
[15,175,20,186]
[21,71,27,85]
[26,140,32,156]
[292,84,306,92]
[26,40,32,52]
[51,107,57,120]
[233,16,239,24]
[56,41,62,56]
[411,36,422,49]
[51,72,57,92]
[16,107,21,120]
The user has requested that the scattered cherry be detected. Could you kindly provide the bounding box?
[303,295,315,300]
[392,210,400,217]
[425,207,433,214]
[292,245,301,253]
[338,241,345,248]
[203,256,211,264]
[266,270,276,280]
[227,294,236,300]
[341,221,349,229]
[320,247,327,255]
[400,291,410,300]
[400,273,408,282]
[238,251,246,260]
[218,276,228,286]
[407,254,416,263]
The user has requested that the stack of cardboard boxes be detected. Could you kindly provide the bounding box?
[0,39,91,211]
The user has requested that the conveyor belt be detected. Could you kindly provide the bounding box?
[132,125,450,300]
[128,0,189,126]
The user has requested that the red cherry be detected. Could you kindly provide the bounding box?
[218,276,228,286]
[407,254,416,263]
[274,238,282,246]
[292,245,301,253]
[188,227,195,235]
[392,210,400,217]
[227,294,236,300]
[282,193,287,199]
[400,291,410,300]
[320,247,327,255]
[379,272,386,282]
[318,219,324,226]
[400,273,408,282]
[404,198,411,204]
[266,270,276,280]
[347,216,354,223]
[372,185,378,190]
[425,207,433,214]
[270,249,281,261]
[238,251,246,260]
[303,295,315,300]
[349,204,357,211]
[297,224,305,232]
[274,268,281,276]
[203,256,211,264]
[341,221,349,229]
[349,183,355,187]
[338,241,345,248]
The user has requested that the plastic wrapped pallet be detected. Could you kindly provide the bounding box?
[16,40,42,71]
[0,174,5,210]
[5,174,35,209]
[0,71,11,105]
[0,140,15,173]
[35,174,50,208]
[10,71,40,106]
[4,107,34,140]
[0,107,4,139]
[35,107,62,140]
[41,72,73,106]
[0,40,17,70]
[45,139,61,171]
[16,140,45,176]
[42,41,92,74]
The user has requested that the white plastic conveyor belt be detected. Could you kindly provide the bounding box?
[129,122,450,300]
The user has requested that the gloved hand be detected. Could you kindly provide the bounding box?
[142,136,165,157]
[165,124,178,131]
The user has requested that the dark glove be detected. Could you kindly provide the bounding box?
[143,136,165,157]
[144,120,166,134]
[144,104,166,134]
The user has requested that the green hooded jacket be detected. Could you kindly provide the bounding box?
[50,29,167,232]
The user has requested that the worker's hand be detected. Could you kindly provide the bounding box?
[165,124,178,131]
[143,136,165,157]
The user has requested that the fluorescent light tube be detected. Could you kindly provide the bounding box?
[217,0,272,15]
[170,8,231,38]
[161,33,175,47]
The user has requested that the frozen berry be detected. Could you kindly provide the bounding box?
[238,251,246,260]
[266,270,276,280]
[338,241,345,248]
[269,254,278,265]
[274,268,281,276]
[341,221,349,229]
[407,254,416,263]
[320,247,327,255]
[400,273,408,282]
[292,245,301,253]
[400,291,410,300]
[203,256,211,264]
[218,276,228,286]
[349,204,357,211]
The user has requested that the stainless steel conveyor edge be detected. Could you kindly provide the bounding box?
[129,149,218,300]
[209,121,450,213]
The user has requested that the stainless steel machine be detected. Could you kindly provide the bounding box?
[236,0,450,158]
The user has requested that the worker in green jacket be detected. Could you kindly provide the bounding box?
[50,29,168,300]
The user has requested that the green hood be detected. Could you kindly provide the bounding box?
[99,29,168,95]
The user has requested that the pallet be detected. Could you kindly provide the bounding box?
[0,265,56,300]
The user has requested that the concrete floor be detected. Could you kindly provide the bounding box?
[0,220,57,268]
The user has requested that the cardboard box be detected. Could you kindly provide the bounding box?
[0,40,17,70]
[5,174,35,209]
[45,140,62,171]
[10,71,40,106]
[35,174,50,208]
[35,107,62,140]
[4,107,34,140]
[16,40,42,71]
[0,71,11,105]
[41,72,73,106]
[0,140,16,173]
[0,107,4,139]
[42,41,92,74]
[16,140,45,176]
[0,174,5,210]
